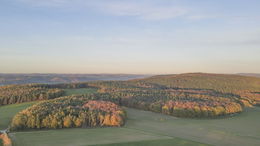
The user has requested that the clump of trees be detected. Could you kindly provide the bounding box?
[235,90,260,106]
[86,80,245,118]
[118,91,243,118]
[0,84,65,105]
[161,100,242,118]
[10,94,126,131]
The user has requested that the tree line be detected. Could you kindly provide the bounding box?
[0,84,64,105]
[87,81,244,118]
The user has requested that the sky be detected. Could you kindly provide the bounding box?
[0,0,260,74]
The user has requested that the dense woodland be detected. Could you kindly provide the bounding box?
[88,81,244,117]
[140,73,260,105]
[0,84,64,105]
[10,94,126,130]
[1,73,260,131]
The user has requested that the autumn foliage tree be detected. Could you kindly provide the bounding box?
[10,94,126,131]
[0,84,64,105]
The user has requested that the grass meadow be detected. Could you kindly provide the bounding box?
[93,138,206,146]
[1,88,260,146]
[64,88,97,96]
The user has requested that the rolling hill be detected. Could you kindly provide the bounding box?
[1,73,260,146]
[0,74,150,86]
[136,73,260,106]
[138,73,260,92]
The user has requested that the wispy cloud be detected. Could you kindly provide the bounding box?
[94,1,188,20]
[19,0,189,20]
[19,0,71,7]
[186,15,217,20]
[17,0,260,22]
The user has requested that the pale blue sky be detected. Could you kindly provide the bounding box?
[0,0,260,74]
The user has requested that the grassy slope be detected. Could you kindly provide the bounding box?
[125,107,260,146]
[10,128,173,146]
[0,102,37,130]
[0,139,2,146]
[140,73,260,92]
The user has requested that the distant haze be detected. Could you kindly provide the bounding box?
[0,0,260,74]
[237,73,260,78]
[0,74,151,86]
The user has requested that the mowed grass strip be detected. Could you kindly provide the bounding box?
[92,138,207,146]
[0,102,37,129]
[10,128,171,146]
[64,88,97,96]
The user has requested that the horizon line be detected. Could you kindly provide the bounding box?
[0,72,259,75]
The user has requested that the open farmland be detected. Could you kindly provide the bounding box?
[1,74,260,146]
[8,106,260,146]
[1,88,205,146]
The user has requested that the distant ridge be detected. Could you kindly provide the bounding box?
[0,74,151,86]
[237,73,260,78]
[137,72,260,92]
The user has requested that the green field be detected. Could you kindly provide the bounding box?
[0,102,37,130]
[8,106,260,146]
[124,107,260,146]
[10,128,173,146]
[94,138,205,146]
[9,111,205,146]
[64,88,97,96]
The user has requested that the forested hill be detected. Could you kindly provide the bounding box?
[0,74,150,86]
[137,73,260,93]
[1,73,260,121]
